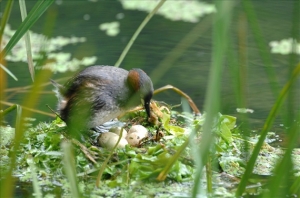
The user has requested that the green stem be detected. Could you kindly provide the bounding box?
[0,104,17,116]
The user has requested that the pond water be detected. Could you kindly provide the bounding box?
[3,1,300,132]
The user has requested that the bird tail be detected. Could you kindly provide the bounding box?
[50,79,63,98]
[50,79,67,112]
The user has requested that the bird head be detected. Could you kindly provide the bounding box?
[127,69,153,117]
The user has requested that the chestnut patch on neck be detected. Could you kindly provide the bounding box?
[127,70,140,91]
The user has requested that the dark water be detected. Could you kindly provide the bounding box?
[3,1,300,131]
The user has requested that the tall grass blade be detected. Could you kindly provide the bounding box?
[62,142,81,197]
[0,63,18,81]
[265,110,300,197]
[19,0,35,82]
[267,3,300,196]
[236,63,300,196]
[1,0,54,57]
[242,0,279,96]
[264,1,300,197]
[27,156,43,198]
[0,0,14,47]
[0,0,14,89]
[62,142,81,198]
[114,0,166,67]
[191,1,233,197]
[290,175,300,195]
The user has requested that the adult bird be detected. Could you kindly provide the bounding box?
[52,65,153,139]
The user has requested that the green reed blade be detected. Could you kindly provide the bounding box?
[0,0,14,46]
[242,0,279,96]
[191,1,234,197]
[62,142,81,198]
[0,63,18,81]
[19,0,35,82]
[1,0,54,57]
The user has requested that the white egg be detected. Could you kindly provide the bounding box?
[126,125,149,147]
[109,127,127,139]
[98,132,128,149]
[126,132,142,147]
[128,125,148,137]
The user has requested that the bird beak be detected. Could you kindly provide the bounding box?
[144,100,151,118]
[143,93,152,118]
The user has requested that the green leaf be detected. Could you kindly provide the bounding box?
[161,112,185,136]
[218,122,233,144]
[220,114,237,130]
